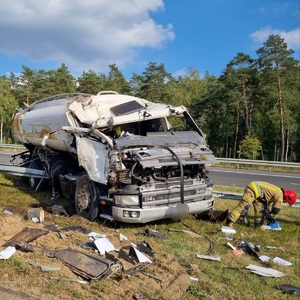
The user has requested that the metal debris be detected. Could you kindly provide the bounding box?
[3,227,49,247]
[16,241,116,280]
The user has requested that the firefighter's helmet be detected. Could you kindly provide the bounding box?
[283,190,297,205]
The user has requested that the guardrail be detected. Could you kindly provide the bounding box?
[215,158,300,171]
[0,144,26,151]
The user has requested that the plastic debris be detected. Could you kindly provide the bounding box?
[259,255,293,266]
[221,226,236,234]
[262,222,281,230]
[196,254,221,261]
[246,264,286,277]
[0,246,16,259]
[27,207,44,223]
[94,238,115,255]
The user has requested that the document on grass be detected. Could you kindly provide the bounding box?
[0,246,16,259]
[94,238,115,255]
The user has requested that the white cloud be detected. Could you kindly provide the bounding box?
[0,0,174,73]
[250,26,300,50]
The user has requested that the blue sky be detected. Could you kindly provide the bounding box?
[0,0,299,80]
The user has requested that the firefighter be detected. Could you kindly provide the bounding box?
[225,181,297,228]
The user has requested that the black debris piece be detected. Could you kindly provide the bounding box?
[239,241,260,259]
[51,205,70,217]
[278,284,300,296]
[137,240,154,257]
[139,228,166,239]
[194,209,229,222]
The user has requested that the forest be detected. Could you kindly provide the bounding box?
[0,34,299,162]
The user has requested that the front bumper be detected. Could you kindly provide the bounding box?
[112,197,214,223]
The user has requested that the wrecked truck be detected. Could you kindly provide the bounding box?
[11,91,217,223]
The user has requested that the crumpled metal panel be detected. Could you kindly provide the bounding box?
[76,137,109,184]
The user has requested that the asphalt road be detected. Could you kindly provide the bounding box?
[209,167,300,194]
[0,152,299,193]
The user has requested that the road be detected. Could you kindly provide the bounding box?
[0,152,299,193]
[209,167,300,194]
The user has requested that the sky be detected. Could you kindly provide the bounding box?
[0,0,299,80]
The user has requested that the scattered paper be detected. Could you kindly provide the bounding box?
[196,254,221,261]
[246,264,286,277]
[94,238,115,255]
[273,257,293,266]
[0,246,16,259]
[221,226,236,234]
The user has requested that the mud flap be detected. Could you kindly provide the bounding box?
[165,203,189,221]
[54,249,115,280]
[16,242,116,280]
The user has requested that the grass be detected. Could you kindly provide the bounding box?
[0,173,299,300]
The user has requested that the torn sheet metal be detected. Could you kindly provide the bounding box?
[3,227,49,247]
[118,244,153,264]
[246,264,286,277]
[17,241,116,280]
[130,246,152,264]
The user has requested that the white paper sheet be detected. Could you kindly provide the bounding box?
[94,238,115,255]
[0,246,16,259]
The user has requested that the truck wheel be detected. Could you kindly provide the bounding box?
[75,175,101,221]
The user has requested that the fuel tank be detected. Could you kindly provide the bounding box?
[12,94,92,153]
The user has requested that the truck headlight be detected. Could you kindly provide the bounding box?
[115,195,139,206]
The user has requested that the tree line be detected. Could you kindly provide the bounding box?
[1,34,299,162]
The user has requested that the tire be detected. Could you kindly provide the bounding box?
[74,175,101,221]
[28,159,47,191]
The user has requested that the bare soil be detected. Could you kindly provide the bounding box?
[0,208,191,300]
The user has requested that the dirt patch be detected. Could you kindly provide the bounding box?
[0,207,191,300]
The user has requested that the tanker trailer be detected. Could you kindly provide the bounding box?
[11,91,217,223]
